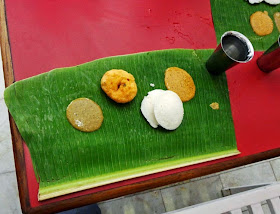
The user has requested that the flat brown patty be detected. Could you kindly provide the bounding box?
[164,67,196,102]
[66,98,103,132]
[274,12,280,32]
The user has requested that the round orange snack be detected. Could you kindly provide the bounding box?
[101,69,137,103]
[250,11,273,36]
[164,67,196,102]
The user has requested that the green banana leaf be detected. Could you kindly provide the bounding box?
[4,49,238,200]
[211,0,280,51]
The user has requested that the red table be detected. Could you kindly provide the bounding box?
[1,0,280,213]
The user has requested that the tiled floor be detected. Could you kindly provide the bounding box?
[98,159,280,214]
[1,52,280,214]
[160,175,223,212]
[0,49,22,214]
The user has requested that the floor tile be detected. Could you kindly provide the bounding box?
[160,175,223,212]
[0,77,4,100]
[0,172,21,214]
[0,138,15,174]
[0,99,11,142]
[270,158,280,181]
[98,190,165,214]
[220,162,276,188]
[0,98,14,174]
[0,81,4,101]
[0,54,4,100]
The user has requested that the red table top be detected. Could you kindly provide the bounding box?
[5,0,280,208]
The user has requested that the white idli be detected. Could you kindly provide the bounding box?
[154,90,184,130]
[264,0,280,4]
[248,0,263,4]
[247,0,280,4]
[140,89,165,128]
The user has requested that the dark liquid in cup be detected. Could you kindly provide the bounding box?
[222,35,249,61]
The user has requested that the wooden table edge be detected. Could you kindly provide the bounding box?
[1,1,280,213]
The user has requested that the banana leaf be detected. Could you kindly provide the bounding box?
[4,49,239,200]
[211,0,280,51]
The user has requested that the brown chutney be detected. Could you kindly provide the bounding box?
[66,98,103,132]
